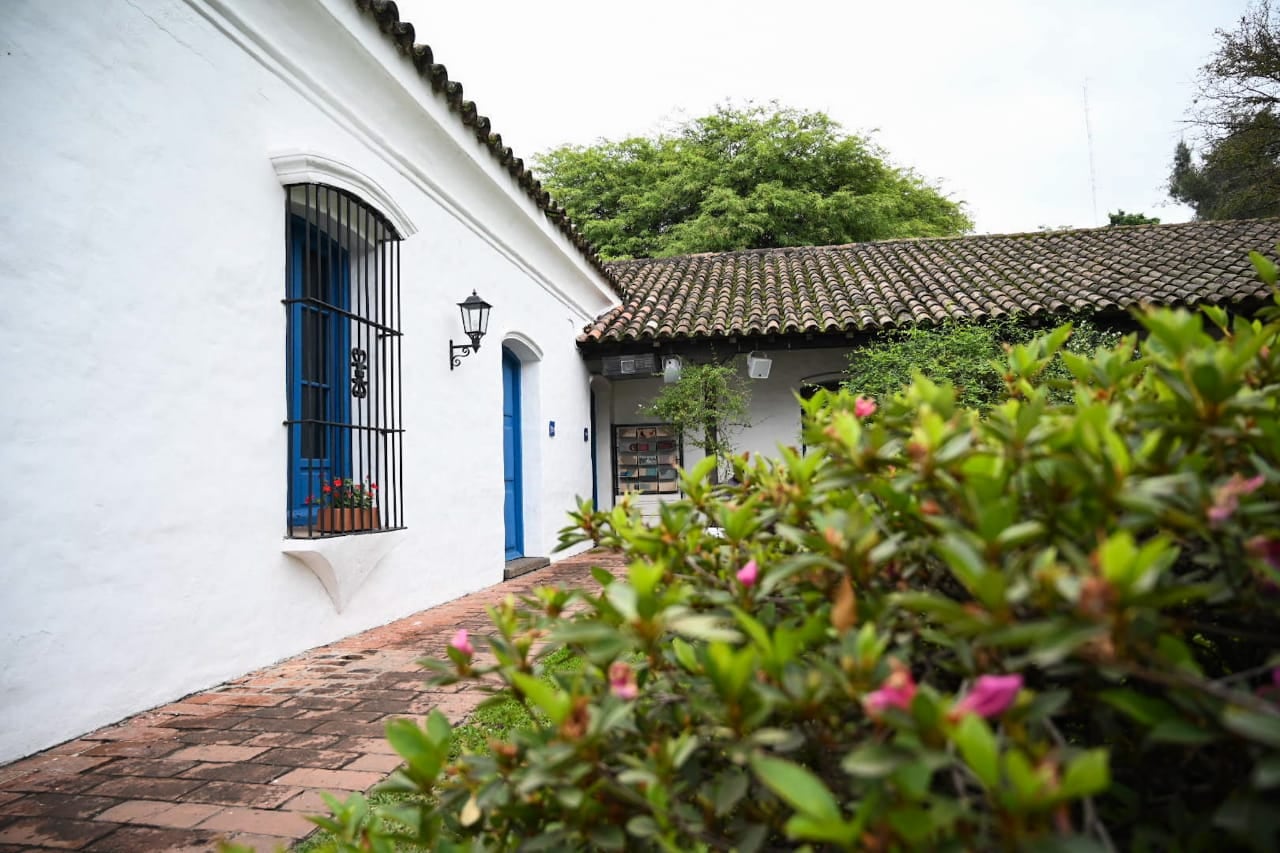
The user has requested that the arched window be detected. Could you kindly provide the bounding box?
[284,183,404,537]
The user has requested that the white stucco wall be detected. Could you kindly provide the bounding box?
[0,0,616,762]
[599,348,852,509]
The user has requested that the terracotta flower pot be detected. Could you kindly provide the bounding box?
[316,507,380,533]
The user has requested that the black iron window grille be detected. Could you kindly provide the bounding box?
[284,183,404,538]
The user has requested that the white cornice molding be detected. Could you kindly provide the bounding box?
[181,0,618,321]
[270,150,418,238]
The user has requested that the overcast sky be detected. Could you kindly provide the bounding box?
[397,0,1248,235]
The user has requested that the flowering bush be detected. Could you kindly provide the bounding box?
[305,477,377,510]
[307,251,1280,851]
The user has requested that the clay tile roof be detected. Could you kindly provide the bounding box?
[353,0,619,294]
[579,219,1280,345]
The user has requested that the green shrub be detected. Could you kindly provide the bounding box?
[306,253,1280,852]
[844,314,1125,410]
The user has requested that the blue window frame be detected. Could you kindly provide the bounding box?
[288,216,351,526]
[284,183,405,538]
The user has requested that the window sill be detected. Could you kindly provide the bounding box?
[287,525,406,540]
[281,528,408,612]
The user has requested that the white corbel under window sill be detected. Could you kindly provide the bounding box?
[281,530,408,613]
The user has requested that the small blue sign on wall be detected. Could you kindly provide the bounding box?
[548,420,556,437]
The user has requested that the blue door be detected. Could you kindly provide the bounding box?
[502,348,524,560]
[289,217,350,525]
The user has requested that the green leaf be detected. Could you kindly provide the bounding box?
[1099,689,1177,727]
[1059,749,1110,799]
[384,718,444,783]
[953,714,1000,789]
[667,612,741,643]
[1147,718,1219,746]
[751,755,841,822]
[1013,625,1107,668]
[1004,749,1045,805]
[511,671,571,725]
[996,520,1045,548]
[936,534,1002,606]
[625,816,659,838]
[713,769,750,816]
[731,606,774,655]
[1250,250,1279,286]
[1253,754,1280,789]
[425,708,451,746]
[841,743,911,779]
[1222,706,1280,748]
[670,636,700,673]
[784,814,855,846]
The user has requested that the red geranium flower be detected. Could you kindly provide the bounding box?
[322,485,331,493]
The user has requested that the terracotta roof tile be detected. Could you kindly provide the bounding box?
[580,220,1280,344]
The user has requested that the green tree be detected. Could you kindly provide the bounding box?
[1107,209,1161,226]
[1170,1,1280,218]
[642,362,750,483]
[534,104,972,259]
[1170,111,1280,219]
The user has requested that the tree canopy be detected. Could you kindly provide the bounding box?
[534,104,972,260]
[1107,209,1161,226]
[1169,1,1280,219]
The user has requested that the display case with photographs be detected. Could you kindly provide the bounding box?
[613,424,681,496]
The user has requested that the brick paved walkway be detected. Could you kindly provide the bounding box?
[0,550,627,852]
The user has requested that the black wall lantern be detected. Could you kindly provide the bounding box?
[449,290,492,370]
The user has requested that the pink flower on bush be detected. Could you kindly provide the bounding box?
[1207,473,1265,525]
[736,560,759,587]
[1246,536,1280,593]
[952,674,1023,719]
[863,661,916,718]
[609,661,638,700]
[1257,668,1280,704]
[1247,535,1280,570]
[450,629,474,657]
[854,397,878,419]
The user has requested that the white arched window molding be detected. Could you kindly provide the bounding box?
[269,150,418,238]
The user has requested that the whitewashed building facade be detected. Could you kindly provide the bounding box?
[0,0,618,763]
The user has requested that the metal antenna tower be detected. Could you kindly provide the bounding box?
[1083,79,1099,226]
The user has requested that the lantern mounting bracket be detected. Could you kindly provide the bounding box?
[449,338,480,370]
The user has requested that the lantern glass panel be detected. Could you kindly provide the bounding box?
[457,291,492,337]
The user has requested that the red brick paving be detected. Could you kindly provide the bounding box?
[0,549,625,851]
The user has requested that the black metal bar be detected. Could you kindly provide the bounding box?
[394,237,404,530]
[282,418,404,433]
[285,187,294,536]
[346,187,359,532]
[324,185,336,531]
[386,231,397,531]
[380,221,390,531]
[303,184,315,538]
[281,298,402,336]
[374,221,382,531]
[357,195,369,528]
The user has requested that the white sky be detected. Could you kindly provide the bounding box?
[397,0,1248,235]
